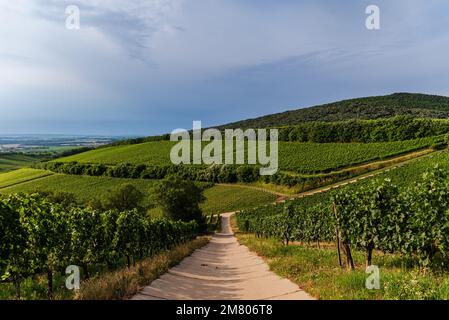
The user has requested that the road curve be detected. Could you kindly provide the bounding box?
[131,213,313,300]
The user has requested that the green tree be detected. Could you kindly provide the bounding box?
[151,176,206,230]
[103,183,144,212]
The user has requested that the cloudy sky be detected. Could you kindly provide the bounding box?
[1,0,449,135]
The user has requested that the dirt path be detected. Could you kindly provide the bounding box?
[131,213,313,300]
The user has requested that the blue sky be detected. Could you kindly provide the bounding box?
[1,0,449,135]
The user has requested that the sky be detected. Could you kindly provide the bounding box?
[1,0,449,136]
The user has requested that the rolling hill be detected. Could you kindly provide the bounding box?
[54,138,437,174]
[1,92,449,212]
[217,93,449,129]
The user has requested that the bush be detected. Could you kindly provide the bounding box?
[102,184,144,212]
[151,176,206,231]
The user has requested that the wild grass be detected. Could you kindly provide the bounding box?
[237,233,449,300]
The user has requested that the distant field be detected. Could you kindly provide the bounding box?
[0,168,277,214]
[55,137,437,174]
[0,146,87,173]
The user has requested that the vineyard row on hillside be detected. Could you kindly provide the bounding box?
[237,166,449,269]
[34,138,441,190]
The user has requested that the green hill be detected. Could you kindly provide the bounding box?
[54,138,437,174]
[217,93,449,129]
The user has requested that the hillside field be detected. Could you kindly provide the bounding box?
[245,149,449,218]
[54,137,436,174]
[0,154,43,172]
[0,168,277,214]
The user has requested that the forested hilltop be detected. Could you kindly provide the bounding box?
[109,93,449,147]
[218,93,449,130]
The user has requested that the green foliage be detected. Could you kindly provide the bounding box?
[200,185,277,215]
[237,202,334,245]
[51,137,438,175]
[219,93,449,129]
[151,176,206,230]
[39,191,78,208]
[0,154,44,173]
[0,193,199,299]
[277,117,449,143]
[0,170,158,207]
[0,169,277,218]
[277,137,437,174]
[33,136,438,188]
[102,183,144,212]
[238,166,449,269]
[334,168,449,268]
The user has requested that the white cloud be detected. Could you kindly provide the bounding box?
[1,0,449,134]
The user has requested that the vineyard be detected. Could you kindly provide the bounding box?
[0,170,159,205]
[0,193,198,299]
[237,165,449,270]
[282,150,449,209]
[0,154,44,173]
[201,185,277,215]
[277,137,439,173]
[0,169,276,215]
[55,138,438,174]
[0,169,54,189]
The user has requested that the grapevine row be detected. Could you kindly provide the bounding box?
[0,193,198,298]
[237,166,449,269]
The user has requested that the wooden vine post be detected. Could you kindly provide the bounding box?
[332,201,342,267]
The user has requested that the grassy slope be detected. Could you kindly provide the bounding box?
[0,170,158,205]
[0,168,54,189]
[0,154,42,172]
[0,169,277,214]
[55,138,436,174]
[237,233,449,300]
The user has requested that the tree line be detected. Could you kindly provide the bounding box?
[95,114,449,148]
[34,161,360,190]
[277,116,449,143]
